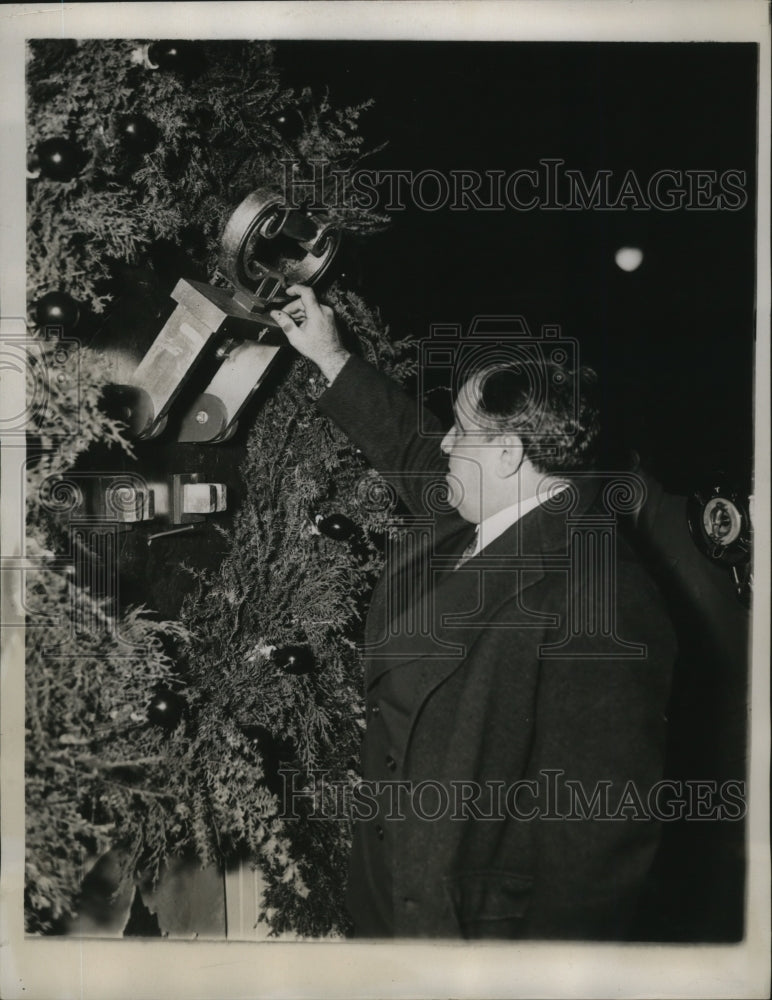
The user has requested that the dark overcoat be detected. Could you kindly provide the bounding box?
[318,356,676,939]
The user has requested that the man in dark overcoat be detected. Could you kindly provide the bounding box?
[272,286,676,940]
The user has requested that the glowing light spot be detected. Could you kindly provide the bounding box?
[615,247,644,272]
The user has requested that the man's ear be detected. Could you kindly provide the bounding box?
[494,435,524,479]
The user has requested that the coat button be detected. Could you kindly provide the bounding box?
[385,754,396,771]
[375,824,384,840]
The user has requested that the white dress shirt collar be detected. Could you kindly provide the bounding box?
[468,482,570,559]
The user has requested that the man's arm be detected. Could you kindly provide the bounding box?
[272,285,454,519]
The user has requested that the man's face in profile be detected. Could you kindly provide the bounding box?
[441,377,503,524]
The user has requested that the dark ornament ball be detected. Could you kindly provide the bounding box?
[272,645,315,676]
[240,725,295,796]
[163,149,188,181]
[179,224,207,259]
[148,40,203,76]
[36,138,86,181]
[120,114,159,154]
[241,724,274,750]
[192,103,216,132]
[34,291,81,332]
[317,512,355,541]
[147,688,186,731]
[272,108,304,139]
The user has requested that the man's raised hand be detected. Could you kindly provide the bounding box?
[270,284,351,384]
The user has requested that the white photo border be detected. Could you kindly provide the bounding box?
[1,3,769,998]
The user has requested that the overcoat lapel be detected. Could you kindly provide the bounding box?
[363,477,603,691]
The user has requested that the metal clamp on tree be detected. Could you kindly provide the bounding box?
[119,187,341,443]
[687,475,753,605]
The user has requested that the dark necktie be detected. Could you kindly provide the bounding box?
[454,526,480,570]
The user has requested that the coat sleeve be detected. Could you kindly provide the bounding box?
[317,355,457,521]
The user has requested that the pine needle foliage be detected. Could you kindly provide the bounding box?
[177,292,415,936]
[26,38,414,936]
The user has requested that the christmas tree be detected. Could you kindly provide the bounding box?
[25,38,414,936]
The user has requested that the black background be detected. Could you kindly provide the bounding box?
[278,41,758,493]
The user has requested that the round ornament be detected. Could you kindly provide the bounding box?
[179,224,207,259]
[192,104,216,132]
[272,645,315,676]
[147,688,186,731]
[119,114,159,154]
[27,151,41,178]
[316,512,355,541]
[240,724,295,796]
[241,723,273,749]
[147,40,202,76]
[36,138,86,182]
[272,108,304,139]
[34,291,81,332]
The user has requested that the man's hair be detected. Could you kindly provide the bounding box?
[470,359,601,474]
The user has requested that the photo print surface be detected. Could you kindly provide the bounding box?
[1,4,769,1000]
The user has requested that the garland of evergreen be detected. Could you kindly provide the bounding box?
[25,38,414,936]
